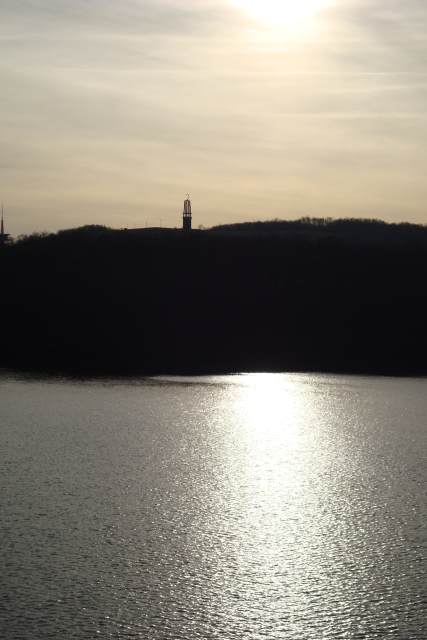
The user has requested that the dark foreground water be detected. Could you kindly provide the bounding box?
[0,372,426,639]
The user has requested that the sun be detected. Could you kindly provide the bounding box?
[230,0,330,26]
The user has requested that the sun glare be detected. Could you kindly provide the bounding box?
[230,0,331,26]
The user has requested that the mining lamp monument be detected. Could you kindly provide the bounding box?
[182,194,192,230]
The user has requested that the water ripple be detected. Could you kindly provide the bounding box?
[0,372,426,638]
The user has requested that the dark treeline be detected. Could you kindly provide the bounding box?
[1,221,427,376]
[209,216,427,245]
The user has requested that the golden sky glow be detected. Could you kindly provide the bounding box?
[1,0,427,234]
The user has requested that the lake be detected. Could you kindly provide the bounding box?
[0,372,426,639]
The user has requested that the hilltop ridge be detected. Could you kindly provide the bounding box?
[208,217,427,244]
[11,216,427,245]
[1,218,427,376]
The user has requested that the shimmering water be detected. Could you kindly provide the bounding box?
[0,372,426,639]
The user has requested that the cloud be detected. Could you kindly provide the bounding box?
[1,0,427,233]
[321,0,427,72]
[0,0,242,38]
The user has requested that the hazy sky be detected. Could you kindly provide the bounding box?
[1,0,427,234]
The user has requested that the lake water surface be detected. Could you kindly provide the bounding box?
[0,372,426,639]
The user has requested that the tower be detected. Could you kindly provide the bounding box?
[182,194,192,230]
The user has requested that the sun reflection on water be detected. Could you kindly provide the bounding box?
[201,373,370,637]
[227,373,305,498]
[237,372,302,435]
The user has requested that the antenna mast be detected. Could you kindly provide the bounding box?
[0,201,9,243]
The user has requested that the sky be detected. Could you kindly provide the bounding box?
[1,0,427,234]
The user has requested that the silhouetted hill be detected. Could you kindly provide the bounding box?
[209,217,427,245]
[1,221,427,376]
